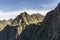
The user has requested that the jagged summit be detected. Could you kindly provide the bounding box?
[20,12,29,17]
[16,12,29,19]
[12,12,44,34]
[55,2,60,12]
[12,12,44,25]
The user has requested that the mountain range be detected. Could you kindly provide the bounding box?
[0,11,44,34]
[0,2,60,40]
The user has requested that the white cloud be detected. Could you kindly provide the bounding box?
[0,9,50,20]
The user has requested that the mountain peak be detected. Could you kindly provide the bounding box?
[55,2,60,12]
[20,12,29,16]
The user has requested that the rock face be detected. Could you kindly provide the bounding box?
[17,3,60,40]
[0,25,18,40]
[12,12,44,25]
[12,12,44,34]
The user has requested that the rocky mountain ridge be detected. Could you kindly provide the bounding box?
[12,12,44,34]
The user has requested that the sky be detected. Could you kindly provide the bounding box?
[0,0,60,20]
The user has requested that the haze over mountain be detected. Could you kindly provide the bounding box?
[0,10,49,20]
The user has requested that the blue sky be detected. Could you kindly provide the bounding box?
[0,0,60,20]
[0,0,60,11]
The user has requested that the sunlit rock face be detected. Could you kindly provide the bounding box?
[12,12,44,25]
[12,12,44,34]
[17,3,60,40]
[0,25,18,40]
